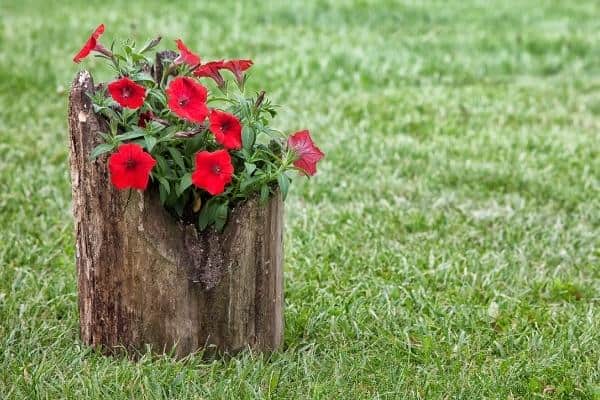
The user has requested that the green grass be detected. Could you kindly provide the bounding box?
[1,0,599,398]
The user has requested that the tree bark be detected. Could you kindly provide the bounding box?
[67,71,284,357]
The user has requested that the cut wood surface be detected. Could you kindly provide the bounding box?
[67,71,284,357]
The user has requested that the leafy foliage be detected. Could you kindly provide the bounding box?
[87,37,306,231]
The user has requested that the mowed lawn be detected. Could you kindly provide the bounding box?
[1,1,599,398]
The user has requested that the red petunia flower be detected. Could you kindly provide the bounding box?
[222,59,253,86]
[166,77,209,123]
[191,150,234,195]
[73,24,110,63]
[193,60,226,88]
[208,109,242,150]
[174,39,201,66]
[107,77,147,109]
[108,143,156,190]
[287,130,324,176]
[138,110,155,128]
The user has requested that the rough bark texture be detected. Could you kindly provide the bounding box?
[67,71,284,357]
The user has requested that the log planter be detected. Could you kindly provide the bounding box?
[67,71,284,357]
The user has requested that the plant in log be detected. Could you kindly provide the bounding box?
[75,26,324,231]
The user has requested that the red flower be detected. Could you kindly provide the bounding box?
[138,110,155,128]
[108,77,146,109]
[222,59,253,85]
[287,130,324,176]
[174,39,200,66]
[108,143,156,190]
[191,150,234,195]
[208,109,242,150]
[166,77,209,123]
[193,60,226,88]
[73,24,110,63]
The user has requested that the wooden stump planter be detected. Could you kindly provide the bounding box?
[68,71,284,357]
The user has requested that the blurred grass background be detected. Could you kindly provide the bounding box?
[0,1,599,398]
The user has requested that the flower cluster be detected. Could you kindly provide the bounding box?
[74,25,324,230]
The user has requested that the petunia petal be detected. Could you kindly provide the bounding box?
[107,78,147,110]
[73,24,105,63]
[166,77,208,122]
[191,150,233,195]
[209,109,242,150]
[108,143,156,190]
[287,130,324,176]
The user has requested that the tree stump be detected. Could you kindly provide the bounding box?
[67,71,284,357]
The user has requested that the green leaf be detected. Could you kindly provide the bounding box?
[268,139,283,154]
[277,173,290,200]
[113,53,127,63]
[92,104,108,114]
[197,198,229,231]
[148,121,165,134]
[168,147,186,171]
[255,132,270,146]
[132,71,155,83]
[148,89,167,106]
[98,132,112,142]
[155,155,168,171]
[158,181,169,204]
[132,138,146,148]
[177,173,192,196]
[131,53,150,64]
[239,175,262,192]
[260,184,270,203]
[109,118,119,135]
[157,176,171,195]
[144,136,158,152]
[120,107,135,123]
[198,199,218,230]
[240,147,252,160]
[214,202,229,231]
[115,129,146,142]
[154,154,175,179]
[242,125,255,150]
[139,36,162,54]
[244,162,256,176]
[89,143,115,160]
